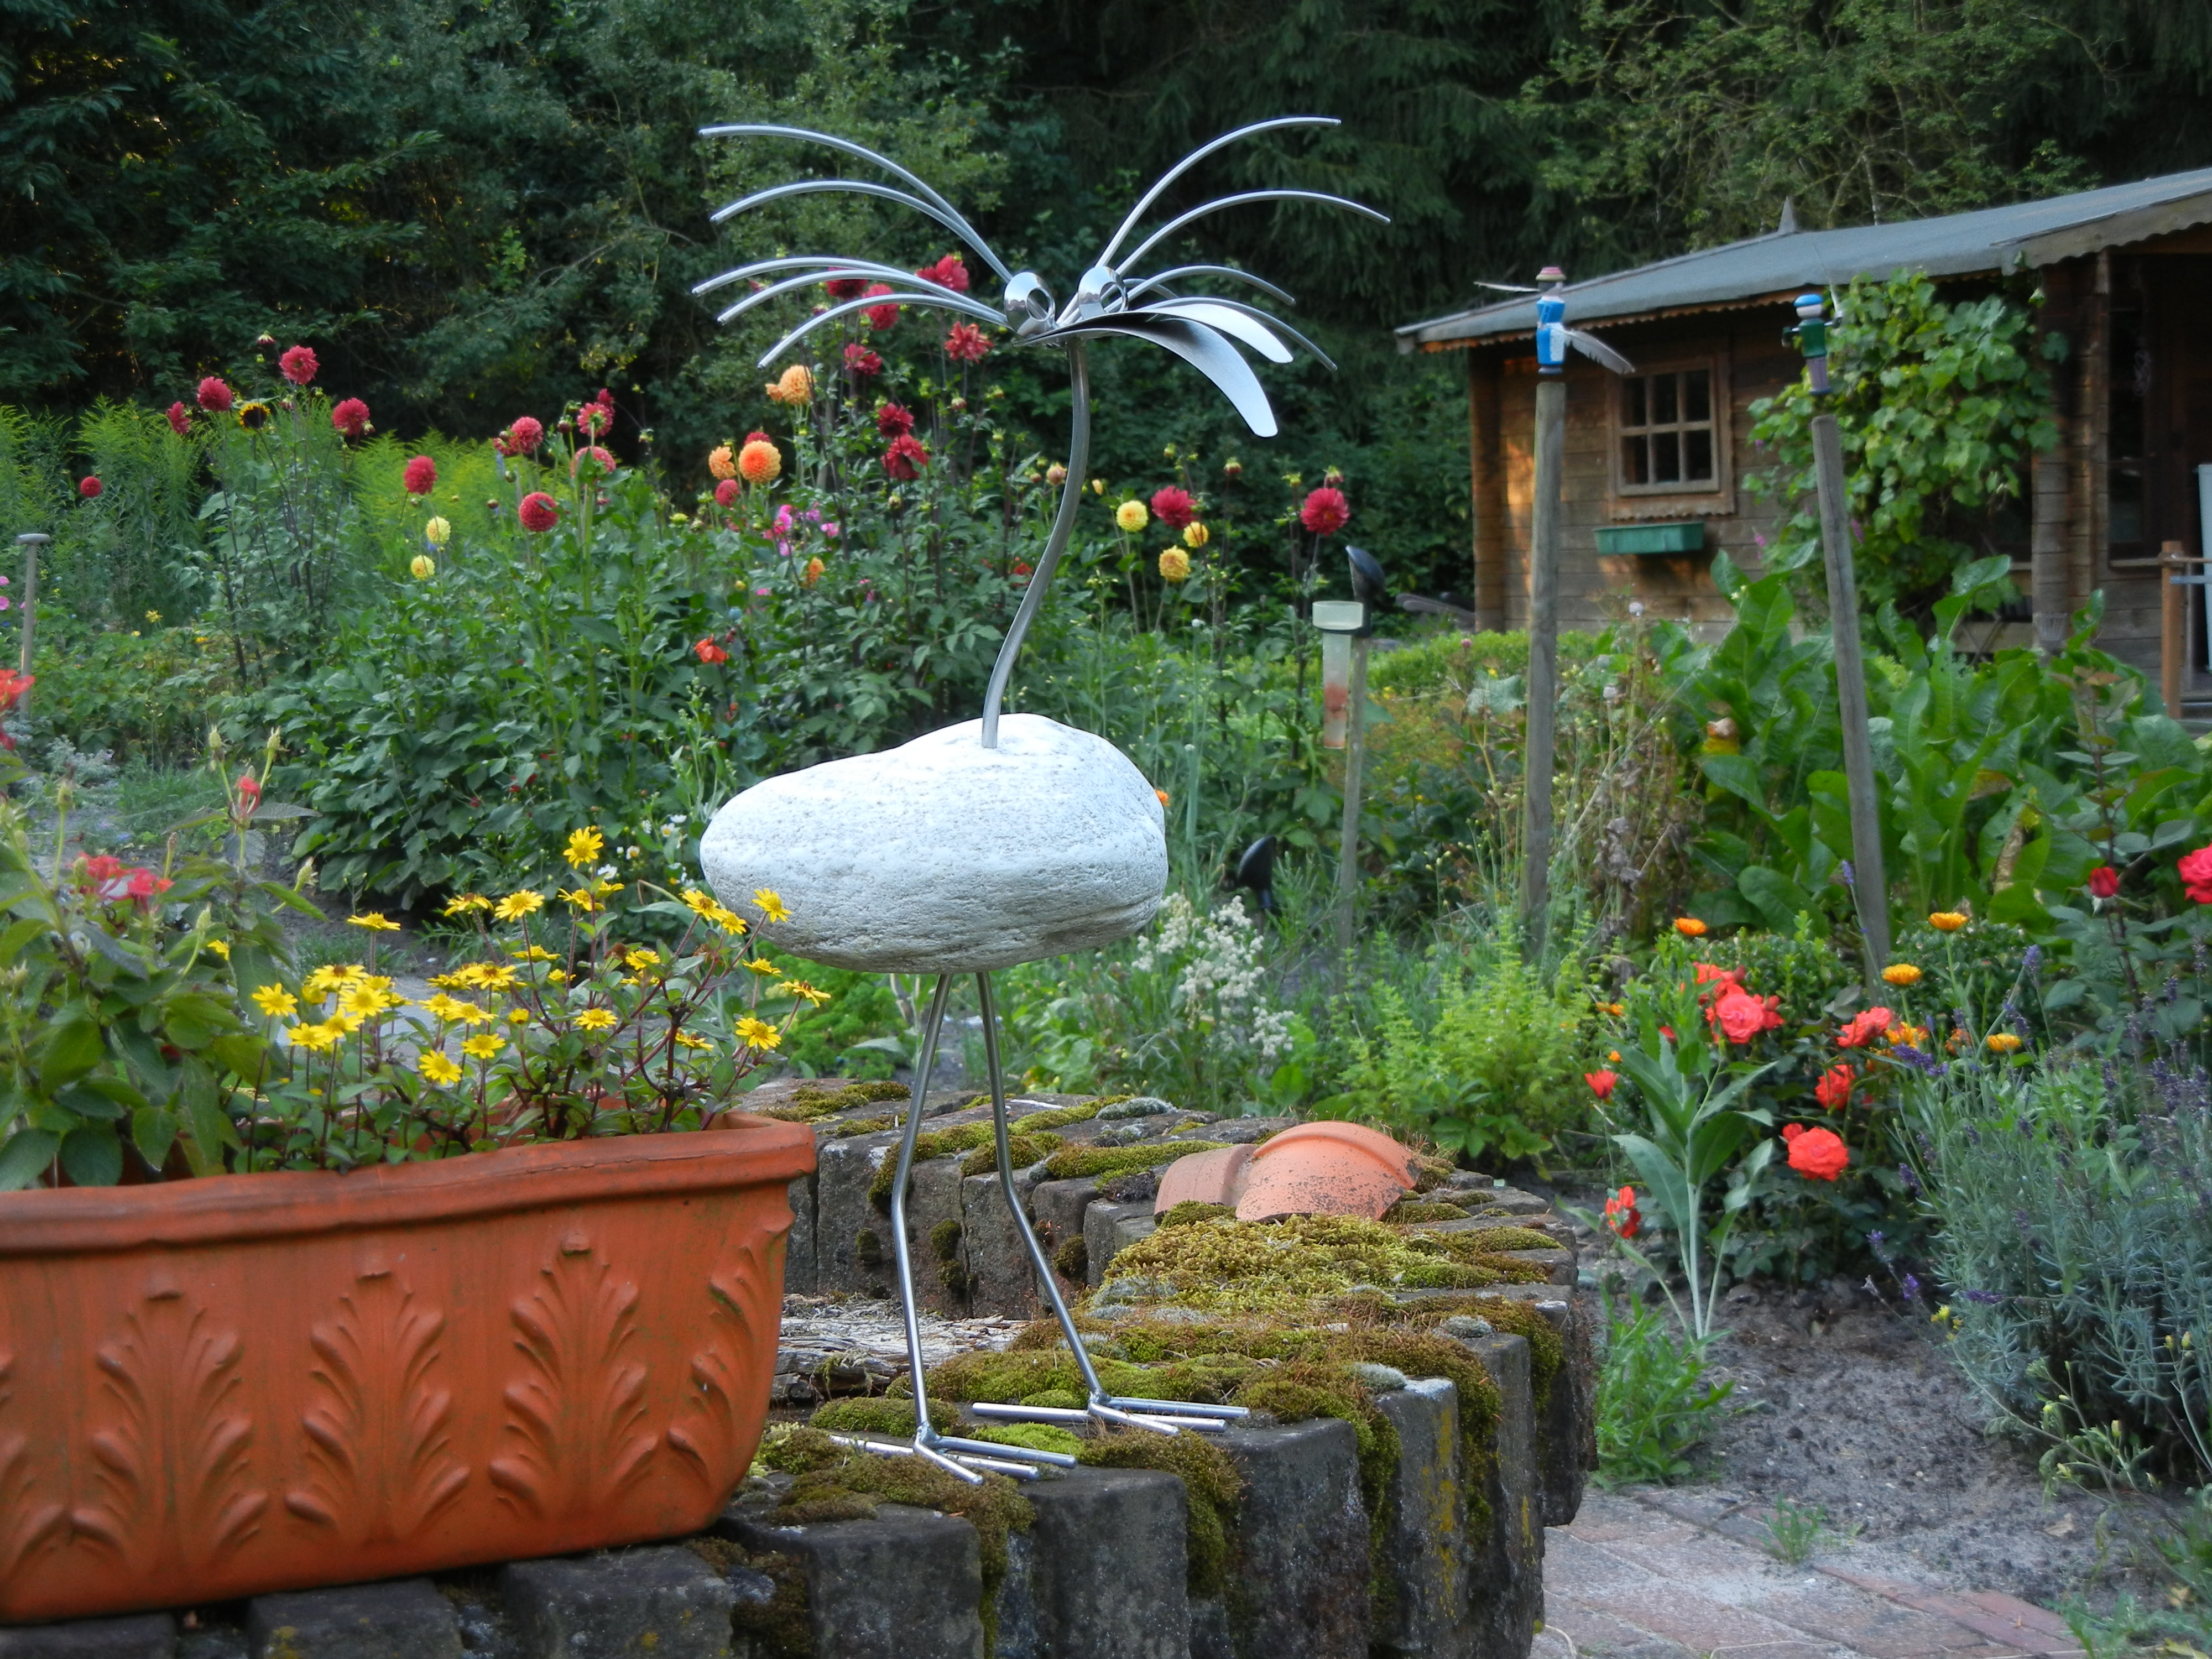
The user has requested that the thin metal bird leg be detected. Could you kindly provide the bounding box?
[970,972,1249,1437]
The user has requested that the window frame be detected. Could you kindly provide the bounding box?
[1612,357,1731,502]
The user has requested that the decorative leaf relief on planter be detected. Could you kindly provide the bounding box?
[0,1353,66,1580]
[667,1229,781,1500]
[489,1231,658,1516]
[71,1276,268,1573]
[285,1261,471,1542]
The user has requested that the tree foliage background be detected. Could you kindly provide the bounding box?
[5,0,2212,591]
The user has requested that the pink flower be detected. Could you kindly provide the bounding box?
[331,398,370,439]
[863,283,899,331]
[519,492,559,533]
[577,398,613,439]
[78,476,102,500]
[882,434,929,480]
[1300,486,1349,536]
[1150,486,1196,530]
[497,416,544,456]
[279,345,319,386]
[915,254,970,294]
[166,401,191,436]
[403,455,437,495]
[944,322,990,362]
[714,478,739,508]
[570,445,616,478]
[197,377,234,413]
[844,343,882,377]
[877,402,915,439]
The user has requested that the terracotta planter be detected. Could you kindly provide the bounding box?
[0,1115,814,1623]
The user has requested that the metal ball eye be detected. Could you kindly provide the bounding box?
[1003,272,1056,335]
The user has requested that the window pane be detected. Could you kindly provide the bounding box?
[1624,377,1647,428]
[1686,429,1713,482]
[1655,431,1680,483]
[1624,435,1649,485]
[1684,369,1711,423]
[1653,373,1678,425]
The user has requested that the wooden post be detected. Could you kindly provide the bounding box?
[2163,540,2187,717]
[1519,374,1565,958]
[1335,634,1370,958]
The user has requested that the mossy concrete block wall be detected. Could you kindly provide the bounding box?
[995,1465,1190,1659]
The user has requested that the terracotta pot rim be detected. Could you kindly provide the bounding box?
[0,1112,815,1256]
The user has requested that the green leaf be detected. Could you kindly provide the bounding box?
[32,1014,103,1086]
[59,1125,123,1187]
[0,1130,56,1190]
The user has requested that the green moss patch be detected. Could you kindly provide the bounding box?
[1160,1201,1235,1228]
[1052,1236,1088,1280]
[1101,1212,1540,1310]
[809,1396,957,1436]
[1396,1296,1566,1407]
[1078,1428,1243,1597]
[1041,1140,1228,1181]
[757,1079,909,1122]
[701,1541,809,1659]
[868,1122,995,1207]
[827,1115,895,1138]
[961,1133,1062,1177]
[968,1421,1083,1457]
[1385,1199,1469,1224]
[1011,1099,1116,1134]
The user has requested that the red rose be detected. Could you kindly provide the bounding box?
[1584,1068,1617,1100]
[1710,986,1775,1045]
[279,345,318,386]
[1814,1063,1853,1110]
[825,276,868,301]
[863,282,899,331]
[714,478,739,508]
[1151,486,1197,530]
[944,322,990,362]
[403,455,437,495]
[1300,486,1349,536]
[519,492,559,533]
[2088,864,2120,900]
[166,401,191,436]
[883,434,929,480]
[1837,1006,1894,1048]
[877,402,916,439]
[1783,1123,1849,1181]
[78,476,102,499]
[197,377,234,413]
[844,343,882,377]
[2180,844,2212,903]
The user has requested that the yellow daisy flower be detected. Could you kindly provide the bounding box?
[564,827,605,870]
[558,885,604,914]
[745,958,781,977]
[1986,1032,2023,1053]
[574,1008,618,1033]
[734,1016,781,1051]
[419,1050,463,1086]
[512,945,558,962]
[252,984,298,1018]
[207,939,231,959]
[623,947,662,971]
[444,893,492,916]
[776,979,831,1008]
[673,1031,712,1050]
[495,891,545,922]
[347,912,401,932]
[752,888,790,924]
[286,1021,341,1053]
[1882,963,1922,987]
[461,1032,504,1060]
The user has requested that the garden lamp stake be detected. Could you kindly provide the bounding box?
[697,119,1348,1472]
[1791,293,1891,983]
[1520,271,1633,960]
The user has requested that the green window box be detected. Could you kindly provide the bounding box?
[1594,522,1705,556]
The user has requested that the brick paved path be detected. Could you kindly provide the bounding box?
[1541,1491,2084,1659]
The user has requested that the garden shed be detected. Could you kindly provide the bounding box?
[1396,166,2212,685]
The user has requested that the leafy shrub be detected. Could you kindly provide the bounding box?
[1594,1296,1735,1484]
[1333,935,1592,1162]
[25,622,238,764]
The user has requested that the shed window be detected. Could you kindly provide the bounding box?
[1618,367,1718,492]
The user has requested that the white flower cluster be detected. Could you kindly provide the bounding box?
[1131,894,1295,1064]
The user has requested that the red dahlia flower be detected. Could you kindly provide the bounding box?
[279,345,319,386]
[915,254,970,294]
[882,434,929,480]
[78,477,102,499]
[519,492,559,533]
[197,377,234,413]
[1300,486,1349,536]
[825,276,868,301]
[331,398,371,439]
[2088,864,2120,900]
[1782,1123,1849,1181]
[166,402,191,436]
[577,399,613,439]
[944,322,990,362]
[403,455,437,495]
[844,343,882,377]
[571,445,616,478]
[1150,486,1196,530]
[497,416,544,456]
[863,283,899,331]
[877,402,916,439]
[714,478,740,508]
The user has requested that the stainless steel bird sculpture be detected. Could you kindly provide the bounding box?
[694,118,1384,1483]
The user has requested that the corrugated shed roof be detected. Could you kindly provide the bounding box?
[1396,166,2212,352]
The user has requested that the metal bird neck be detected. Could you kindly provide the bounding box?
[980,341,1092,749]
